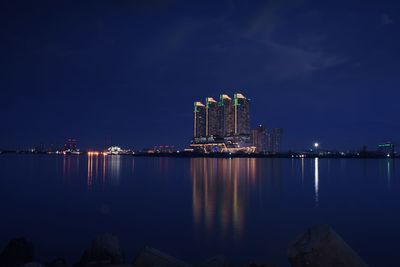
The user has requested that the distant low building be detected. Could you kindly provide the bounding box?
[65,138,77,151]
[64,138,80,154]
[153,145,175,153]
[107,146,123,155]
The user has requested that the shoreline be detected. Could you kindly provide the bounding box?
[0,150,398,159]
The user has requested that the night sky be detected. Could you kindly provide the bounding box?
[1,0,399,151]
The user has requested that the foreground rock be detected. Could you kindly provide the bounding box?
[0,237,34,267]
[46,258,67,267]
[78,234,124,267]
[245,263,278,267]
[197,255,232,267]
[288,224,369,267]
[132,247,192,267]
[23,263,45,267]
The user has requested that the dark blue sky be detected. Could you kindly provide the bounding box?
[1,0,399,150]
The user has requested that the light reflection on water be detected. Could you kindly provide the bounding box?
[387,160,391,188]
[63,155,124,187]
[314,158,319,207]
[190,158,283,241]
[62,155,80,177]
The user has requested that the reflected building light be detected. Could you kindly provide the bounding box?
[246,158,250,182]
[63,156,66,177]
[103,155,106,183]
[192,159,200,226]
[62,155,80,180]
[156,158,172,176]
[109,155,121,185]
[387,160,391,189]
[87,154,93,188]
[204,159,214,232]
[63,155,68,177]
[86,153,123,188]
[232,161,242,238]
[314,158,319,207]
[95,155,99,177]
[191,158,250,241]
[132,158,135,176]
[301,158,305,184]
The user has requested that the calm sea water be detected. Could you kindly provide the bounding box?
[0,155,399,266]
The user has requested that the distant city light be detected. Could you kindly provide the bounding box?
[314,142,319,148]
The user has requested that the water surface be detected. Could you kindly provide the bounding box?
[0,155,399,266]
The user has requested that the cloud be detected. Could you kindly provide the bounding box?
[239,1,345,78]
[262,41,346,78]
[382,14,394,25]
[135,0,345,81]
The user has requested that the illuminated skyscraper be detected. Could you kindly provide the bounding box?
[192,93,255,152]
[206,97,219,136]
[193,101,206,138]
[234,93,250,135]
[218,94,234,136]
[252,125,266,152]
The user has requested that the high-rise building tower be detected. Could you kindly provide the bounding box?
[267,128,283,152]
[252,125,266,152]
[206,97,219,137]
[194,101,206,138]
[218,94,234,136]
[192,93,254,152]
[234,93,250,135]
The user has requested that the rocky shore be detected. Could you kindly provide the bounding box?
[0,225,369,267]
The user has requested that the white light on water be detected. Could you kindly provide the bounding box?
[315,158,319,207]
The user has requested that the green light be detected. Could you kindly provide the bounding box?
[219,95,224,106]
[219,94,224,106]
[379,144,393,148]
[233,93,241,106]
[206,98,214,108]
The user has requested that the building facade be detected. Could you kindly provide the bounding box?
[267,128,283,153]
[193,101,206,138]
[252,125,267,153]
[234,93,250,135]
[206,97,219,136]
[218,94,235,136]
[194,93,251,139]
